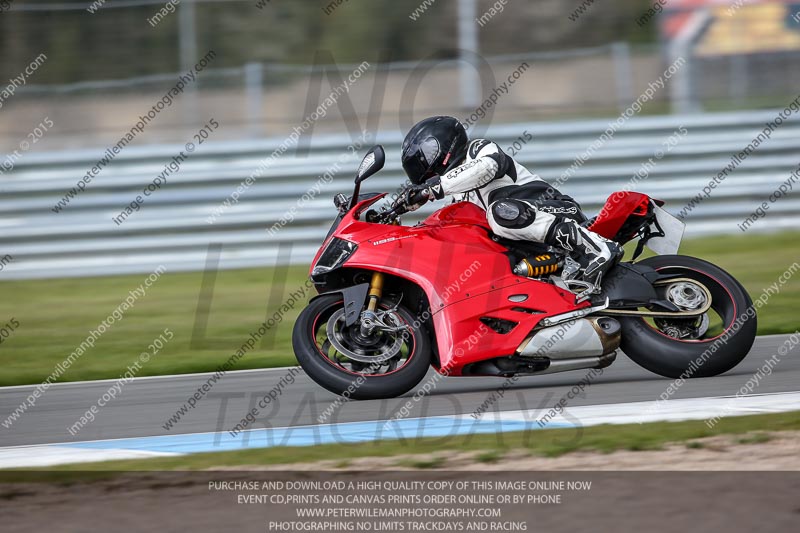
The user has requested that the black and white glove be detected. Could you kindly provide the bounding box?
[402,177,445,212]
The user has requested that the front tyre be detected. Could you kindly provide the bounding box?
[619,255,757,379]
[292,293,432,400]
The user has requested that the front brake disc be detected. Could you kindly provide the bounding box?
[326,309,403,363]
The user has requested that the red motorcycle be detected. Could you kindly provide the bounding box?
[292,146,757,399]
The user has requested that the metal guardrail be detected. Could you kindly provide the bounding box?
[1,109,799,280]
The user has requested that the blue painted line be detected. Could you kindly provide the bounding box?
[64,416,575,455]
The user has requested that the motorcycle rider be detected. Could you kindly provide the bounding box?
[399,115,621,288]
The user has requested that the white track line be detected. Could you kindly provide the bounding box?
[472,390,800,427]
[0,447,177,468]
[0,365,302,391]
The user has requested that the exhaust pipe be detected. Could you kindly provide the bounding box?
[533,352,616,375]
[462,318,620,377]
[516,317,621,360]
[463,351,616,377]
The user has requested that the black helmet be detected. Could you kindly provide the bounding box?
[401,116,468,184]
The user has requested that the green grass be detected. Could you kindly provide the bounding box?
[0,231,797,386]
[8,411,798,474]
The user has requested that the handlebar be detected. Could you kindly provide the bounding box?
[363,200,405,224]
[364,184,427,224]
[385,203,408,218]
[385,186,413,218]
[371,202,406,224]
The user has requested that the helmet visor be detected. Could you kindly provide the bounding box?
[402,154,438,184]
[401,137,441,184]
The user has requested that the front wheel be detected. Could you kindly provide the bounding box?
[292,293,432,399]
[618,255,757,379]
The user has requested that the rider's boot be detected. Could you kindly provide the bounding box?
[545,221,622,288]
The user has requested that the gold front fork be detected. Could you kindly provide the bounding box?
[365,218,396,313]
[366,271,385,312]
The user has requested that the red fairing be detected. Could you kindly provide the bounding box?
[431,280,582,374]
[318,198,590,376]
[422,201,492,230]
[589,191,652,241]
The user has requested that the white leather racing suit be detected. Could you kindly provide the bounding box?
[438,138,571,244]
[427,138,619,286]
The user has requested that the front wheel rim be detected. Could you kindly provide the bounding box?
[310,301,417,377]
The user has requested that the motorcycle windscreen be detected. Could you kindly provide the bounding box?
[646,204,685,255]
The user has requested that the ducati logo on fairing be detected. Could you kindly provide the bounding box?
[372,235,414,246]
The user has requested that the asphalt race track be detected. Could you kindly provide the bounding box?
[1,334,796,452]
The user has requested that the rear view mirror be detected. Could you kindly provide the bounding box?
[355,145,385,184]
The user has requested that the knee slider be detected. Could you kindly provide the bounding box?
[491,199,536,229]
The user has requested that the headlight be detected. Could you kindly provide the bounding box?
[312,238,357,277]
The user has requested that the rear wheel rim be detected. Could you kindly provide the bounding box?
[642,266,738,344]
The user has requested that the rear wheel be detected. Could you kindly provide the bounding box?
[618,255,756,378]
[292,293,431,399]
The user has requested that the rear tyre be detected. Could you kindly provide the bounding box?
[293,293,432,400]
[619,255,756,379]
